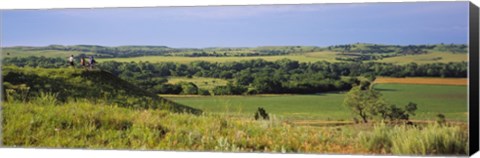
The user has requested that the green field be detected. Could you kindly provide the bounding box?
[376,51,467,64]
[162,83,467,122]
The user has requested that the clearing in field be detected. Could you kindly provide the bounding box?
[374,77,467,86]
[375,51,467,64]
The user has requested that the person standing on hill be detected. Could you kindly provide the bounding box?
[80,57,87,69]
[89,56,96,70]
[68,55,75,67]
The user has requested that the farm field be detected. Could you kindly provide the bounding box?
[374,77,468,86]
[375,51,467,64]
[162,83,468,122]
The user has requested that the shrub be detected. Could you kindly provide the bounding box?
[436,113,446,124]
[254,107,269,120]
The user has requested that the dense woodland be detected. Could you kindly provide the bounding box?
[3,56,467,95]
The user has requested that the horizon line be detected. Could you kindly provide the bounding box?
[2,42,469,49]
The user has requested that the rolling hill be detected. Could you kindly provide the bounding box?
[2,66,202,114]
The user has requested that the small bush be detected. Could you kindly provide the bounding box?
[254,107,269,120]
[436,113,446,124]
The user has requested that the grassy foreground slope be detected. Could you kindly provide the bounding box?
[2,66,201,114]
[2,99,468,155]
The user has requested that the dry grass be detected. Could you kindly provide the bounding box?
[374,77,467,86]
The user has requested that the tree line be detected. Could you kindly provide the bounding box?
[3,56,467,95]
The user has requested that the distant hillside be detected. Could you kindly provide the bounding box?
[2,66,202,114]
[2,45,323,58]
[2,43,467,63]
[325,43,467,62]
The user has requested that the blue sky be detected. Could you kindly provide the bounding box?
[1,2,469,48]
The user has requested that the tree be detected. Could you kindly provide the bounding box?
[342,86,383,123]
[343,86,418,123]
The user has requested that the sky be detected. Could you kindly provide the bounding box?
[1,2,469,48]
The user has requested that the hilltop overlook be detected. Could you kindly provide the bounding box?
[2,66,202,114]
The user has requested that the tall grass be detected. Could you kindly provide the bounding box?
[2,98,468,155]
[2,99,363,154]
[35,92,59,106]
[359,122,468,155]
